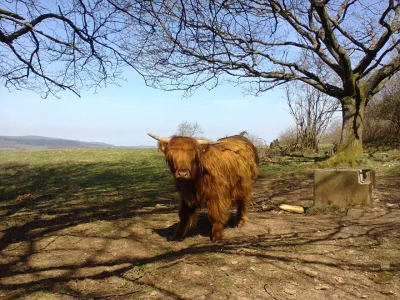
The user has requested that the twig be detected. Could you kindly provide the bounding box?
[264,282,285,299]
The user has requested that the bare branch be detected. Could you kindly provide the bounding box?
[0,8,25,20]
[0,0,142,97]
[354,0,400,75]
[365,55,400,100]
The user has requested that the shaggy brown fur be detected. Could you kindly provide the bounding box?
[157,134,259,243]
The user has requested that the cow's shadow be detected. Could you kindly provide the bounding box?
[154,212,237,242]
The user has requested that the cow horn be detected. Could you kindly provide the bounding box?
[148,133,171,143]
[148,133,218,145]
[196,139,214,145]
[197,139,221,145]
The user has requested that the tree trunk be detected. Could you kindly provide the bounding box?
[301,132,319,153]
[335,96,365,163]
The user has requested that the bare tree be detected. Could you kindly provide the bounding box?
[364,73,400,146]
[242,131,266,148]
[240,131,273,162]
[176,121,204,138]
[120,0,400,162]
[3,1,399,162]
[322,119,342,145]
[0,0,142,97]
[285,82,339,153]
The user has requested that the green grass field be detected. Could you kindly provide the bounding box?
[1,147,398,203]
[0,148,174,200]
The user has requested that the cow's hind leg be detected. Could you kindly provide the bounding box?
[236,194,251,228]
[236,200,248,228]
[173,201,197,241]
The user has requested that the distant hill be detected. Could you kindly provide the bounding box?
[0,136,115,150]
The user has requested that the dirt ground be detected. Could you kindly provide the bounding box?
[1,172,399,299]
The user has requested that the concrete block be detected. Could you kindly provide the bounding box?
[314,169,375,208]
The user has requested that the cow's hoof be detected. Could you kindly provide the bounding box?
[236,222,245,229]
[211,237,224,244]
[169,235,184,242]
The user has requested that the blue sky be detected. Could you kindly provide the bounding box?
[1,69,294,147]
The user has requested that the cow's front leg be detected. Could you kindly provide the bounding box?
[211,221,224,243]
[208,204,229,243]
[173,201,197,241]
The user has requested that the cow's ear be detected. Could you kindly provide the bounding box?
[158,141,168,153]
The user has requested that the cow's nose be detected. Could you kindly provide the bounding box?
[176,169,190,179]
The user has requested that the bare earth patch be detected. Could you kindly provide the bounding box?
[1,174,399,299]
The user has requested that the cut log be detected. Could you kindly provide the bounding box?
[279,204,304,214]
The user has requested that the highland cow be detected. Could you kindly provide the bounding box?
[148,132,259,242]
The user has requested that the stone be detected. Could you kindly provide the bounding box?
[380,261,391,271]
[262,204,274,211]
[284,288,296,295]
[314,284,329,290]
[193,271,203,276]
[334,276,344,284]
[346,208,365,218]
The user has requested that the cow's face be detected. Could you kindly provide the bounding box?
[159,137,204,180]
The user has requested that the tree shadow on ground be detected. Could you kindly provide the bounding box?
[1,159,399,299]
[0,161,176,245]
[154,212,238,242]
[1,208,399,299]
